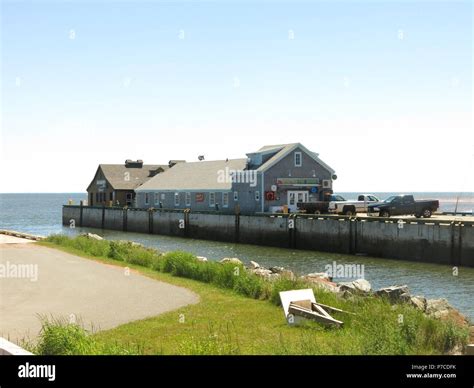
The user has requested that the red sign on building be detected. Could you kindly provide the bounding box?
[195,193,205,202]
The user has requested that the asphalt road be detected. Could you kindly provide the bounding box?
[0,239,199,342]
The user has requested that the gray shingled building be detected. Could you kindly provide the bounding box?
[87,160,168,207]
[135,143,336,214]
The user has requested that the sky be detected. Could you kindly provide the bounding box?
[1,0,472,193]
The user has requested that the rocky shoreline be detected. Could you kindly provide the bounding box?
[216,256,473,353]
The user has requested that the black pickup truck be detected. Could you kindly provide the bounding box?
[297,194,347,214]
[367,195,439,218]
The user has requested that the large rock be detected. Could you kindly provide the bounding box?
[425,298,468,326]
[249,260,260,269]
[339,279,372,294]
[219,257,243,265]
[82,233,103,241]
[116,240,142,247]
[409,295,427,311]
[269,266,295,279]
[305,272,332,282]
[313,280,340,293]
[353,279,372,293]
[269,266,283,273]
[301,275,340,293]
[253,268,272,276]
[375,285,410,303]
[425,298,450,318]
[252,267,279,280]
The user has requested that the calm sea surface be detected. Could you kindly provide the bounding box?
[1,192,473,320]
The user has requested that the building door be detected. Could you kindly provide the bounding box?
[126,193,132,207]
[287,191,308,212]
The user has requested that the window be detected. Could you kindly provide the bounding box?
[161,193,166,200]
[110,192,113,201]
[96,193,99,202]
[174,192,180,206]
[185,192,191,207]
[154,193,160,205]
[223,192,229,207]
[209,192,216,207]
[145,193,149,205]
[294,152,302,167]
[289,192,295,205]
[255,191,260,201]
[233,191,238,201]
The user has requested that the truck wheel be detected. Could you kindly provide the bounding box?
[380,210,390,218]
[422,209,432,218]
[415,213,422,218]
[343,206,356,216]
[314,210,321,215]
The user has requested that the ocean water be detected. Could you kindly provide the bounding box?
[0,193,87,236]
[1,193,473,320]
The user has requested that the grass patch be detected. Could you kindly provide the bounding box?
[23,315,143,355]
[37,235,469,355]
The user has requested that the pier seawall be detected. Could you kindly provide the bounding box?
[63,205,474,267]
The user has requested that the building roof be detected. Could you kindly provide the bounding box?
[256,143,335,174]
[87,164,168,191]
[135,143,335,192]
[136,159,248,191]
[257,144,294,153]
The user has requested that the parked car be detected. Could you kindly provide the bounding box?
[328,194,381,216]
[367,195,439,218]
[297,194,347,214]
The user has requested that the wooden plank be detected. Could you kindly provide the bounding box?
[313,302,356,316]
[292,299,313,310]
[289,304,343,328]
[312,303,333,319]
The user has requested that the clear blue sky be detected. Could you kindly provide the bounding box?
[1,0,472,192]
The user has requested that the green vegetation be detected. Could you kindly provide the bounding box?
[23,315,143,355]
[36,235,469,355]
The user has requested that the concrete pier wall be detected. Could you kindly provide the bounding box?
[104,208,124,231]
[127,210,149,234]
[62,206,474,267]
[188,213,236,242]
[238,215,290,248]
[153,211,186,237]
[296,217,352,254]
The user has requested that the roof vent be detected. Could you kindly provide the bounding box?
[148,167,164,177]
[125,159,144,168]
[169,160,186,168]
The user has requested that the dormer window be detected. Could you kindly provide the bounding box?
[294,152,302,167]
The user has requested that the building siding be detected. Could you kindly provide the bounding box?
[134,145,334,214]
[88,167,137,207]
[261,146,333,211]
